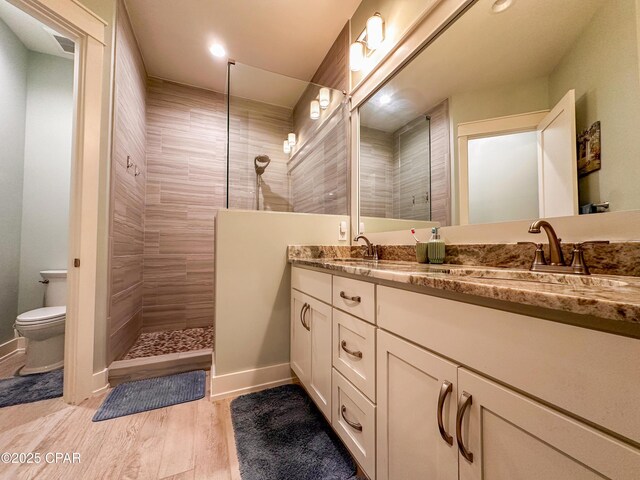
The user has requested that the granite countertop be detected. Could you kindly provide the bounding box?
[288,248,640,326]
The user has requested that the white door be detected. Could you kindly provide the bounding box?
[308,297,332,420]
[537,89,578,218]
[377,330,459,480]
[457,368,640,480]
[290,290,311,385]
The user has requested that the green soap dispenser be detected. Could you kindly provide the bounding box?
[427,227,445,264]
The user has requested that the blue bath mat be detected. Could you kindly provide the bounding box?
[231,384,357,480]
[93,370,206,421]
[0,369,63,408]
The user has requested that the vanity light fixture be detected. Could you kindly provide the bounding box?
[491,0,514,13]
[310,100,320,120]
[350,41,365,71]
[288,133,297,146]
[349,12,385,71]
[209,43,226,58]
[319,88,331,109]
[283,140,291,154]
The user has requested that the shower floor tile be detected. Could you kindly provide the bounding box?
[122,326,214,360]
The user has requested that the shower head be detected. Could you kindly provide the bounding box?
[254,155,271,175]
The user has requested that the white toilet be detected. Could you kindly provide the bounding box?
[15,270,67,375]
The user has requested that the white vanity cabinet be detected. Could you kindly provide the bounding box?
[290,265,640,479]
[456,368,640,480]
[290,273,332,420]
[376,330,458,480]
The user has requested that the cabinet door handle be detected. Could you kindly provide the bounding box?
[456,391,474,463]
[300,303,310,331]
[340,405,363,432]
[437,380,453,446]
[340,340,363,359]
[339,291,361,303]
[302,304,311,331]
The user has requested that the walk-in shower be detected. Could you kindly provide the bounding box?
[225,61,349,215]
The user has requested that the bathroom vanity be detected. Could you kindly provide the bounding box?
[289,254,640,480]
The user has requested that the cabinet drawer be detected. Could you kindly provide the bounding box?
[332,369,376,479]
[292,266,331,303]
[333,309,376,402]
[377,285,640,444]
[332,276,375,323]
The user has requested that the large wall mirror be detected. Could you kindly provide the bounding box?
[358,0,640,233]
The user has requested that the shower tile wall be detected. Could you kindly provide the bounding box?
[359,100,451,225]
[360,126,394,218]
[108,2,147,362]
[143,78,226,332]
[289,108,349,215]
[427,100,451,226]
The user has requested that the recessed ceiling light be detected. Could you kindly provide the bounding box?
[491,0,514,13]
[379,94,391,105]
[209,44,226,58]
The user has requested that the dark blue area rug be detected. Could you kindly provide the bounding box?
[93,370,206,422]
[0,368,64,408]
[231,384,357,480]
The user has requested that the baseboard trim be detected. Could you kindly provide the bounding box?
[210,362,293,401]
[92,368,109,395]
[0,337,25,363]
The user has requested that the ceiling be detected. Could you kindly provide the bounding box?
[0,0,73,59]
[124,0,361,98]
[360,0,606,132]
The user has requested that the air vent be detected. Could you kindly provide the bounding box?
[53,34,75,54]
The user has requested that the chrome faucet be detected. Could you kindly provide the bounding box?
[354,235,378,261]
[521,220,609,275]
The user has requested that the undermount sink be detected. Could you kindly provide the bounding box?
[324,259,628,288]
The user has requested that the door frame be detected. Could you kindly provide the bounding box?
[457,110,549,225]
[8,0,106,404]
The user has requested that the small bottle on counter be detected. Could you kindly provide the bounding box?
[427,227,445,264]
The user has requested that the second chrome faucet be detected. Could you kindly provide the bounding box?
[354,235,378,261]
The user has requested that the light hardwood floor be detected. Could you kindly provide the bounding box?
[0,353,240,480]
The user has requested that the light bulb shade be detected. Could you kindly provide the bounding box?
[319,88,331,109]
[350,42,364,72]
[283,140,291,154]
[310,100,320,120]
[288,133,296,146]
[366,14,384,50]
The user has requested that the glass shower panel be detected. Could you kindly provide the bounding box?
[226,62,348,214]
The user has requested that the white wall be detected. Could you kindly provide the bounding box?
[0,18,28,344]
[448,76,550,224]
[549,0,640,213]
[17,52,74,314]
[214,210,349,376]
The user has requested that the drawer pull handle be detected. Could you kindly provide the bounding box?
[300,303,310,331]
[341,405,363,432]
[339,291,361,303]
[437,380,453,446]
[456,391,474,463]
[340,341,363,359]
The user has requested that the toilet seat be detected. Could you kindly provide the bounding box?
[16,306,66,327]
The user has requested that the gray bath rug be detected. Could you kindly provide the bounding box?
[92,370,205,421]
[231,384,357,480]
[0,368,64,408]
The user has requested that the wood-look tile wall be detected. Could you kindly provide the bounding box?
[289,22,350,215]
[108,2,147,363]
[359,100,451,225]
[143,78,226,333]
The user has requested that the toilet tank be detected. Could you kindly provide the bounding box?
[40,270,68,307]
